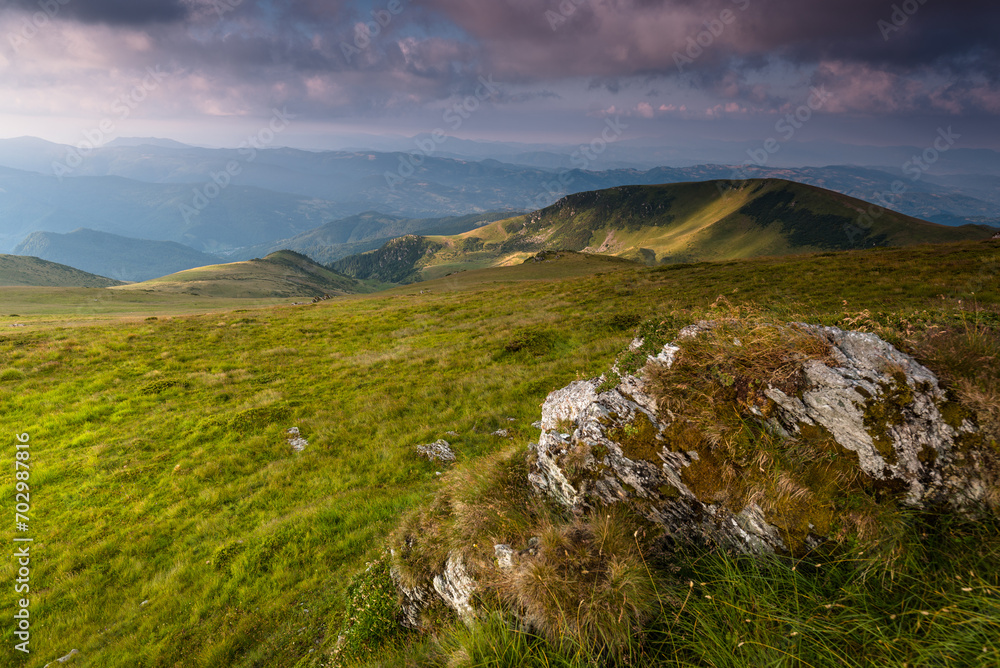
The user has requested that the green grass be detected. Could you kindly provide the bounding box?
[655,514,1000,667]
[0,239,997,667]
[0,286,291,327]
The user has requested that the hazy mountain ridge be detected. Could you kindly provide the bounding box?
[0,165,361,253]
[229,211,521,264]
[14,228,222,282]
[0,138,997,258]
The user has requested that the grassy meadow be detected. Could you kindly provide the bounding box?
[0,241,998,667]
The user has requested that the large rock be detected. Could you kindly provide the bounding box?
[391,321,997,630]
[527,322,992,554]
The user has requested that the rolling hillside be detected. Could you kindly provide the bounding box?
[333,179,997,283]
[14,228,221,282]
[0,254,122,287]
[116,250,360,298]
[230,211,519,265]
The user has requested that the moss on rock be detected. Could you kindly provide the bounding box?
[608,412,663,463]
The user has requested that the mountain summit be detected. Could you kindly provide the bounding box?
[332,179,995,284]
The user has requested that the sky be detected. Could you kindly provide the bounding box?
[0,0,998,153]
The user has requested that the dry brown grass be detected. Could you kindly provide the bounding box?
[494,508,663,661]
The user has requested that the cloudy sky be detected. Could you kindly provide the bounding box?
[0,0,997,152]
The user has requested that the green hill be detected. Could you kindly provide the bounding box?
[333,179,996,283]
[232,211,520,265]
[116,250,360,297]
[0,253,122,287]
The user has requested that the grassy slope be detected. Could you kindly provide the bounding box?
[117,250,360,298]
[0,240,997,667]
[396,179,993,278]
[0,254,123,288]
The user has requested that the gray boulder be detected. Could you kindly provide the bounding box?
[416,440,456,463]
[527,322,993,555]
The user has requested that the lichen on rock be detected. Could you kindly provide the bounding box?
[431,551,477,626]
[416,439,457,464]
[527,320,994,555]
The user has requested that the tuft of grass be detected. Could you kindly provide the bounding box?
[500,328,559,358]
[654,513,1000,668]
[229,403,292,433]
[389,449,551,597]
[431,610,595,668]
[0,367,26,381]
[495,509,662,662]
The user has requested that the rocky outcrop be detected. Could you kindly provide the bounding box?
[416,440,456,463]
[527,322,991,555]
[432,552,477,625]
[763,325,975,506]
[286,427,308,452]
[391,321,997,629]
[391,569,433,630]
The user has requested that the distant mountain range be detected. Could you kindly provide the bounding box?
[9,212,516,282]
[0,164,356,254]
[0,137,997,259]
[331,179,997,284]
[6,179,992,295]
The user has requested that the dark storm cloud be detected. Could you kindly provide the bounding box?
[5,0,190,25]
[3,0,997,125]
[413,0,1000,115]
[424,0,998,77]
[728,0,999,72]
